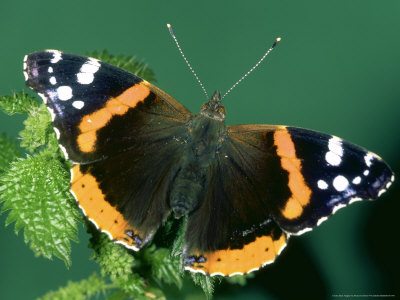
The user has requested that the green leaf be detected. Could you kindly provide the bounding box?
[89,231,147,297]
[107,286,166,300]
[170,217,187,274]
[190,273,218,300]
[0,91,38,115]
[143,246,183,289]
[90,232,136,281]
[0,133,20,174]
[0,152,81,266]
[114,273,147,296]
[19,103,56,153]
[135,286,166,300]
[225,273,254,286]
[87,50,156,82]
[106,291,131,300]
[37,272,106,300]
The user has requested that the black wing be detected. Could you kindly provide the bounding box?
[25,50,194,250]
[183,125,393,276]
[24,50,192,163]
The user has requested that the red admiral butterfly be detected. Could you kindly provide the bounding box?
[23,26,394,277]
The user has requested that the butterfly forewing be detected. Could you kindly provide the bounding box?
[274,126,394,234]
[227,125,393,235]
[24,50,193,163]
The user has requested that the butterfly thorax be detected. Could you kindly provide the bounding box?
[170,91,227,218]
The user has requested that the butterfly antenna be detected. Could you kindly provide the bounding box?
[167,24,209,99]
[222,37,281,100]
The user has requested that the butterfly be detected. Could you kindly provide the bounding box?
[23,45,394,277]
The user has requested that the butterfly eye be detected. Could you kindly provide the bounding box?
[220,106,226,116]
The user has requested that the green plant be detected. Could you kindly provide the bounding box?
[0,51,256,299]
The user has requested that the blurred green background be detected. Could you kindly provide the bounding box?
[1,0,399,299]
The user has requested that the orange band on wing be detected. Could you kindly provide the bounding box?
[274,130,312,219]
[70,165,141,250]
[186,234,287,276]
[77,82,151,152]
[77,131,97,153]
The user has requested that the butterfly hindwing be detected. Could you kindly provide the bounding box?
[183,124,393,275]
[25,50,194,250]
[184,125,290,276]
[70,123,186,249]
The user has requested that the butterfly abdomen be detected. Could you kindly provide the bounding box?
[170,164,206,218]
[169,112,226,218]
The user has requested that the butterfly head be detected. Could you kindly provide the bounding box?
[200,90,226,121]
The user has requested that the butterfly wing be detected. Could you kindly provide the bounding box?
[266,125,394,234]
[24,50,192,163]
[25,50,194,250]
[183,125,393,275]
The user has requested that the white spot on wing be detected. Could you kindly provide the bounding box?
[332,203,347,214]
[293,227,312,236]
[277,241,288,255]
[364,152,374,167]
[49,76,57,85]
[386,181,392,189]
[48,66,53,73]
[59,144,69,159]
[363,170,370,176]
[325,152,341,166]
[328,137,343,156]
[333,175,349,192]
[325,137,343,166]
[69,188,78,201]
[49,50,62,63]
[247,267,260,274]
[101,229,113,240]
[349,197,362,204]
[53,127,60,139]
[38,93,47,104]
[352,176,361,185]
[88,218,99,229]
[184,266,207,275]
[114,240,139,251]
[23,71,28,81]
[227,272,243,277]
[378,189,387,197]
[57,86,73,101]
[317,216,328,226]
[47,107,56,121]
[76,58,100,84]
[317,179,329,190]
[77,72,94,84]
[70,167,74,183]
[81,59,101,73]
[72,100,84,109]
[262,260,274,267]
